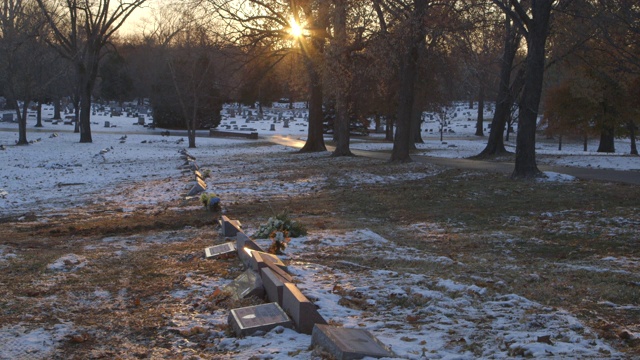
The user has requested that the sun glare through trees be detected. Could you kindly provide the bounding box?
[288,17,304,38]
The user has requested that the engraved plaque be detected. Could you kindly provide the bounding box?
[229,303,293,336]
[204,242,236,258]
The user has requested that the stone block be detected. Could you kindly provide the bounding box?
[261,267,290,306]
[204,242,236,259]
[247,250,288,273]
[282,283,327,334]
[236,233,264,266]
[186,179,206,196]
[311,324,395,360]
[222,269,264,300]
[228,302,292,337]
[219,215,242,237]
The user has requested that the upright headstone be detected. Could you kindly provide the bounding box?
[220,215,242,237]
[228,302,292,337]
[282,283,327,334]
[270,124,276,131]
[311,324,396,360]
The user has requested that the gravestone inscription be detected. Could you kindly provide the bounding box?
[228,302,292,337]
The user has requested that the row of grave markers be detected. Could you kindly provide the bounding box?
[203,216,396,359]
[178,149,209,198]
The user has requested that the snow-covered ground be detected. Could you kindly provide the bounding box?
[1,102,637,214]
[0,103,637,358]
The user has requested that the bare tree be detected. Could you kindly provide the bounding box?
[492,0,559,178]
[211,0,329,152]
[36,0,147,143]
[0,0,56,145]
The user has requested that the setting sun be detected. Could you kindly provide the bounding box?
[288,17,303,38]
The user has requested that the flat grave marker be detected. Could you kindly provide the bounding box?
[228,302,292,337]
[311,324,395,360]
[223,269,265,300]
[204,242,236,259]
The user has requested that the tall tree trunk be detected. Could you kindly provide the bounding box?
[512,2,552,179]
[79,87,93,143]
[15,100,28,145]
[73,93,80,133]
[53,98,61,120]
[374,113,382,133]
[629,121,638,155]
[35,100,43,127]
[300,65,326,152]
[392,0,426,162]
[477,15,521,157]
[331,0,353,157]
[475,83,485,136]
[597,125,615,153]
[410,104,423,147]
[188,99,197,149]
[558,134,562,151]
[385,116,394,141]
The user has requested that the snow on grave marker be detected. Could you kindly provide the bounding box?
[311,324,395,360]
[228,302,292,337]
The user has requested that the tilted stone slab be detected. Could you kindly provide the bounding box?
[261,254,293,283]
[236,233,265,266]
[186,179,207,196]
[282,283,327,334]
[219,215,242,237]
[204,242,236,259]
[247,250,288,273]
[261,267,290,306]
[222,269,264,300]
[311,324,395,360]
[228,302,292,337]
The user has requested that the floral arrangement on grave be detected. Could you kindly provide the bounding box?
[255,212,307,255]
[200,192,221,212]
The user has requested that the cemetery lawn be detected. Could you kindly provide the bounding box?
[0,142,638,358]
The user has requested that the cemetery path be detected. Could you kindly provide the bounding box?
[267,135,640,185]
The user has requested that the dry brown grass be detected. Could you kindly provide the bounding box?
[1,150,638,357]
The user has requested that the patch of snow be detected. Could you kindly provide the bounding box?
[46,254,87,272]
[538,172,577,183]
[0,323,73,359]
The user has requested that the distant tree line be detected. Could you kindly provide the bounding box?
[1,0,638,170]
